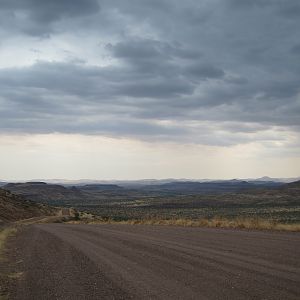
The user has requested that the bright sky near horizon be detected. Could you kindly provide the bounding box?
[0,0,299,180]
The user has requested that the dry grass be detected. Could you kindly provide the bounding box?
[0,227,17,258]
[14,215,73,225]
[7,272,23,279]
[73,217,300,232]
[0,227,18,300]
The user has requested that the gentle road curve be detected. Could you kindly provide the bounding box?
[10,224,300,300]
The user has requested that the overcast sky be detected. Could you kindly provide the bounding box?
[0,0,299,180]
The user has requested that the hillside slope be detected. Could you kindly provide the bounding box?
[3,182,129,206]
[0,188,58,223]
[3,182,84,204]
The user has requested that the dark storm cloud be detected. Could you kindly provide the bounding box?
[110,40,165,60]
[228,0,300,23]
[185,63,225,80]
[0,0,100,21]
[291,44,300,55]
[0,0,299,145]
[110,39,203,62]
[0,0,100,36]
[277,2,300,18]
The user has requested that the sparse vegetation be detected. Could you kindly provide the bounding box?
[0,227,17,258]
[73,211,80,221]
[69,216,300,231]
[0,188,58,223]
[3,181,300,232]
[0,227,18,300]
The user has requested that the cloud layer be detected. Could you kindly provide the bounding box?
[0,0,299,147]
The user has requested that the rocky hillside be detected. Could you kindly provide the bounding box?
[0,188,58,223]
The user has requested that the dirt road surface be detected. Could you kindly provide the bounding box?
[9,224,300,299]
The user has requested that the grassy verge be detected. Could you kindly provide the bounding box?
[0,227,18,300]
[69,216,300,232]
[14,215,75,226]
[0,227,17,259]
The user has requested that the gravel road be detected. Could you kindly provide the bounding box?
[10,224,300,300]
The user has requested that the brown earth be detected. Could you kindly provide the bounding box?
[0,188,58,224]
[8,224,300,300]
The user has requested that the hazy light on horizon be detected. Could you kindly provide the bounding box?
[1,133,299,181]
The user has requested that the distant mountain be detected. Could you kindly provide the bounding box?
[244,180,300,198]
[140,180,282,195]
[79,184,123,191]
[0,188,58,223]
[286,180,300,188]
[280,180,300,195]
[249,176,300,183]
[45,178,186,187]
[2,182,127,206]
[6,177,298,187]
[3,182,84,204]
[2,179,297,209]
[246,180,283,187]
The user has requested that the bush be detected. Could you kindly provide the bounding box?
[73,211,80,221]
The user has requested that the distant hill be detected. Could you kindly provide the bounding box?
[248,180,300,196]
[79,184,123,191]
[276,180,300,195]
[140,180,283,195]
[285,180,300,188]
[2,180,297,211]
[3,182,84,204]
[3,182,125,206]
[0,188,58,223]
[248,176,300,183]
